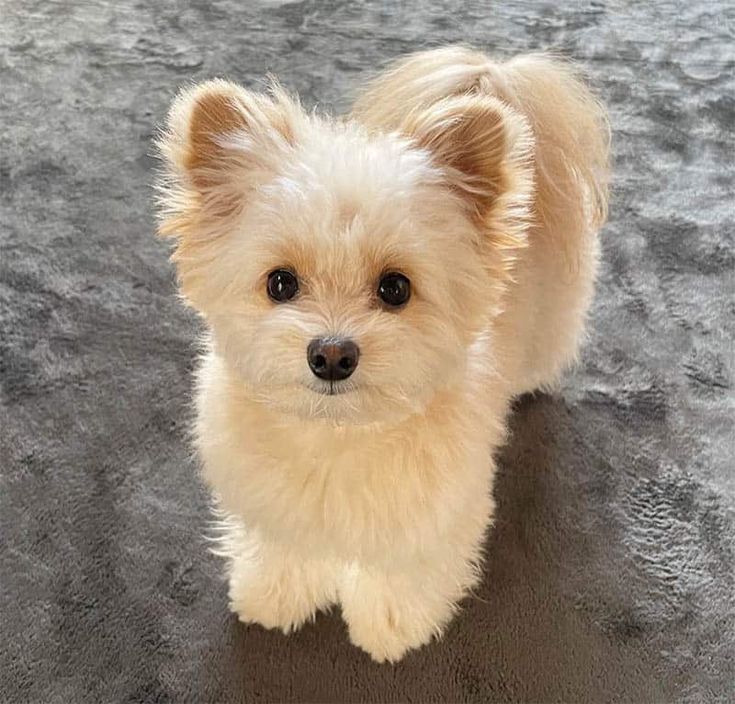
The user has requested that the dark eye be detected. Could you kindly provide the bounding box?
[377,272,411,308]
[267,269,299,302]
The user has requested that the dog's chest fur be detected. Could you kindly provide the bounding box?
[195,350,502,563]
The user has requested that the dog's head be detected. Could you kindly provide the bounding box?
[157,79,532,424]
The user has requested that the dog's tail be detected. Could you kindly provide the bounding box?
[351,46,610,259]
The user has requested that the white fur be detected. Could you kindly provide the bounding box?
[156,47,609,662]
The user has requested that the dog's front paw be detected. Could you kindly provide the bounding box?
[345,603,439,663]
[229,551,338,634]
[230,579,313,634]
[340,569,452,663]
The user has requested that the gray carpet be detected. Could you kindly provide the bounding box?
[1,1,733,702]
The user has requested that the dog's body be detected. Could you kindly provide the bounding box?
[157,46,609,662]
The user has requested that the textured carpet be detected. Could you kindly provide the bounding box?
[1,1,733,702]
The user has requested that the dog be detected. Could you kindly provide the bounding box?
[156,45,609,663]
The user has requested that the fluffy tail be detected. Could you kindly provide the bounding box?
[351,46,610,260]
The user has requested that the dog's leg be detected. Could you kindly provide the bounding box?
[227,536,340,634]
[339,555,479,663]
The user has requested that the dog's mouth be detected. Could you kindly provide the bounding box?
[307,381,355,397]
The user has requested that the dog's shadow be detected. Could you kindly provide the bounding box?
[199,393,654,702]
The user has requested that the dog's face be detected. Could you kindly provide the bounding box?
[158,81,531,424]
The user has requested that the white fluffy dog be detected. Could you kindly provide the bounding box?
[156,46,609,662]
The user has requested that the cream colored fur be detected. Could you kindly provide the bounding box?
[156,46,609,663]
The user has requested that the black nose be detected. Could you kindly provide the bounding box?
[307,337,360,381]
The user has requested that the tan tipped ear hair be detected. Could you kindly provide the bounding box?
[156,79,299,237]
[163,79,296,182]
[181,81,250,189]
[398,93,533,222]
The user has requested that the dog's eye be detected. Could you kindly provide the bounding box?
[267,269,299,302]
[377,272,411,308]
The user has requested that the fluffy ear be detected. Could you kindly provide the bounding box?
[398,94,533,227]
[155,79,301,307]
[156,79,299,234]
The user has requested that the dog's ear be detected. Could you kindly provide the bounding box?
[155,80,301,307]
[399,94,533,224]
[157,79,299,231]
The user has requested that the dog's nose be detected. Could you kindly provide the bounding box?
[307,337,360,381]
